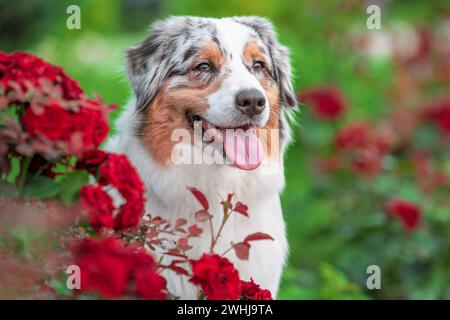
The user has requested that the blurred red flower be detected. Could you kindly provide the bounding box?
[351,147,383,177]
[21,102,73,141]
[190,254,241,300]
[373,122,399,155]
[74,237,166,299]
[334,121,395,177]
[135,268,167,300]
[76,149,109,174]
[80,185,115,231]
[0,51,83,100]
[99,154,143,192]
[21,100,109,152]
[387,199,422,231]
[422,97,450,135]
[1,51,112,159]
[73,101,110,148]
[80,153,146,231]
[240,278,272,300]
[335,122,372,150]
[299,85,348,120]
[411,152,449,194]
[393,27,432,66]
[75,238,132,298]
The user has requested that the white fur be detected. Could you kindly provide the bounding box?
[206,20,270,128]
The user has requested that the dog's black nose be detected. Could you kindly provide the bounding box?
[235,89,266,117]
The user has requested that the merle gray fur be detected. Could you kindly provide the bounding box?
[125,16,297,113]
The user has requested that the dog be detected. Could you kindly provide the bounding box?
[106,16,297,299]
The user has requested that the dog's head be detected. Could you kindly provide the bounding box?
[126,16,297,170]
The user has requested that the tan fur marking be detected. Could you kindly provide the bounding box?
[195,42,224,69]
[258,80,281,161]
[243,42,281,160]
[142,74,226,166]
[243,41,267,65]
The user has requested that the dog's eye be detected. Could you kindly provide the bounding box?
[252,61,265,72]
[195,62,212,72]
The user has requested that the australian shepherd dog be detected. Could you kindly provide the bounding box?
[107,16,297,299]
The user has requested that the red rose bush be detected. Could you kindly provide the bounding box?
[0,51,273,300]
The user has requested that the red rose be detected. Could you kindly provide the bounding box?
[299,85,348,120]
[190,254,241,300]
[73,101,109,148]
[240,278,272,300]
[99,153,145,230]
[80,185,115,231]
[75,238,132,298]
[2,51,110,159]
[98,154,144,192]
[0,51,83,100]
[387,199,421,231]
[129,248,167,300]
[80,153,146,231]
[76,149,109,174]
[74,237,166,299]
[335,122,372,150]
[21,102,73,142]
[21,101,109,154]
[114,197,145,230]
[135,268,167,300]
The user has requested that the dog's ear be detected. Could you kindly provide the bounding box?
[233,16,297,108]
[126,16,192,111]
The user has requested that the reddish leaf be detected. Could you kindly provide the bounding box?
[195,209,211,222]
[177,238,192,251]
[167,265,189,276]
[163,251,188,259]
[175,218,188,228]
[167,248,181,255]
[244,232,274,242]
[234,201,249,217]
[233,242,251,260]
[147,239,163,246]
[146,229,159,239]
[188,187,209,210]
[188,224,203,237]
[150,216,166,226]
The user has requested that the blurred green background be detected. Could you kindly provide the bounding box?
[2,0,450,299]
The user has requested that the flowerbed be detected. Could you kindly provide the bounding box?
[0,51,273,300]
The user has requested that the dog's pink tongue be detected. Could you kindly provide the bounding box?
[222,128,264,170]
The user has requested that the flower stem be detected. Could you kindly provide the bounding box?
[210,205,230,253]
[221,245,233,257]
[18,156,32,197]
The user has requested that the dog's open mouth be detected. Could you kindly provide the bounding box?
[186,113,263,170]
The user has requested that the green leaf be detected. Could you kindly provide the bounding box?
[23,175,60,199]
[58,170,89,203]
